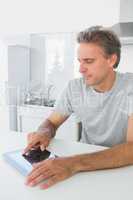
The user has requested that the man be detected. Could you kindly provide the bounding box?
[24,26,133,189]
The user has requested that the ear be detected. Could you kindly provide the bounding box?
[108,54,117,68]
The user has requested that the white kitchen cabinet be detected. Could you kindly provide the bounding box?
[4,45,30,131]
[17,105,78,141]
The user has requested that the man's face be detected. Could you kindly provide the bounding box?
[77,42,115,86]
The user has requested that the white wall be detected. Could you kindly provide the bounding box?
[0,0,121,85]
[118,44,133,73]
[0,0,120,33]
[0,41,8,81]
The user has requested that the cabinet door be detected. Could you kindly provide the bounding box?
[18,115,44,133]
[8,46,30,131]
[17,106,52,133]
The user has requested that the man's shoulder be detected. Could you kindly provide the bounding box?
[121,72,133,83]
[119,72,133,92]
[122,72,133,79]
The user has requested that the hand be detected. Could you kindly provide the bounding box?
[25,157,77,189]
[23,131,52,154]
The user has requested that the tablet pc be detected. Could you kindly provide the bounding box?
[3,149,57,176]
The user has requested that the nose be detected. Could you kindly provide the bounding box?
[79,63,87,74]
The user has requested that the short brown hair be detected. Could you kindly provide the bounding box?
[77,26,121,68]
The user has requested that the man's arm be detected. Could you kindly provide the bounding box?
[25,141,133,189]
[126,114,133,142]
[71,142,133,172]
[24,111,68,153]
[71,115,133,172]
[37,111,69,138]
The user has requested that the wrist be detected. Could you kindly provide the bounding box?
[37,119,56,138]
[66,156,84,173]
[68,154,93,173]
[37,127,53,139]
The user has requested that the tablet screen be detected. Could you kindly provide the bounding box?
[3,149,57,176]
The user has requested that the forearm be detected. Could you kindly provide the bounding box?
[71,142,133,173]
[37,119,57,138]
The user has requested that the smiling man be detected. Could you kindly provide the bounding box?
[24,26,133,189]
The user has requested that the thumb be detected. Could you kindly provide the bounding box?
[40,145,45,151]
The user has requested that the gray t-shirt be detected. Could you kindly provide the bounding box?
[54,72,133,147]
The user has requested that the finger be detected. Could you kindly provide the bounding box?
[26,170,53,186]
[26,164,48,183]
[40,176,58,189]
[23,140,40,154]
[26,174,45,186]
[27,133,33,142]
[26,169,42,185]
[23,144,33,154]
[26,167,51,186]
[27,133,37,144]
[40,144,46,151]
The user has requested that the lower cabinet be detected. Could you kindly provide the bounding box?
[17,105,78,141]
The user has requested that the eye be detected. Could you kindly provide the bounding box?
[85,60,94,64]
[77,58,95,64]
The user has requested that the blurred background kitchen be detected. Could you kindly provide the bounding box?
[0,0,133,141]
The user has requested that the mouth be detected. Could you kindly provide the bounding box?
[84,75,92,80]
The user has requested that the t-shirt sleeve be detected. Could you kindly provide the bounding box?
[53,82,73,117]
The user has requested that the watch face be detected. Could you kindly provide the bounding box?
[22,148,52,164]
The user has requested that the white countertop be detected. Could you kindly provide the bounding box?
[0,130,133,200]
